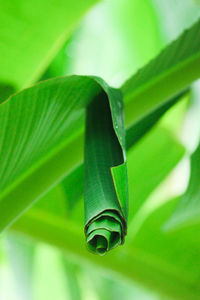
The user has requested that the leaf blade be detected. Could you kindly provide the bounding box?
[164,143,200,230]
[84,89,128,254]
[123,19,200,128]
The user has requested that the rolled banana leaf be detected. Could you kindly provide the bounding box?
[84,83,128,255]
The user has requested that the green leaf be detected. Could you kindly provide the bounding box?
[0,76,99,231]
[0,76,129,239]
[0,0,99,89]
[33,244,70,300]
[0,84,15,104]
[1,20,200,236]
[34,184,67,218]
[6,129,189,299]
[0,71,179,234]
[125,90,187,149]
[62,258,82,300]
[130,198,200,299]
[84,89,128,255]
[62,165,84,213]
[61,91,186,218]
[60,125,185,223]
[10,198,200,300]
[127,126,185,219]
[164,143,200,230]
[0,87,189,234]
[123,19,200,129]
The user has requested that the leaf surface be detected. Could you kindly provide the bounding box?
[1,20,200,234]
[10,196,200,300]
[0,76,129,241]
[0,76,100,231]
[0,0,99,89]
[123,19,200,129]
[164,143,200,230]
[84,89,128,254]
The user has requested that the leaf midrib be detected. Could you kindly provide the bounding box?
[122,47,200,102]
[123,51,200,126]
[1,50,199,222]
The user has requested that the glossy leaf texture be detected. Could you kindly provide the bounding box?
[84,89,128,255]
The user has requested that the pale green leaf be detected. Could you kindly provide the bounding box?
[10,197,200,300]
[128,126,185,219]
[6,235,35,300]
[164,143,200,230]
[0,0,99,89]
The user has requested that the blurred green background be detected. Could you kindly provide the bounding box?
[0,0,200,299]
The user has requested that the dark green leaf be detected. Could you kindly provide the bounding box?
[84,90,128,255]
